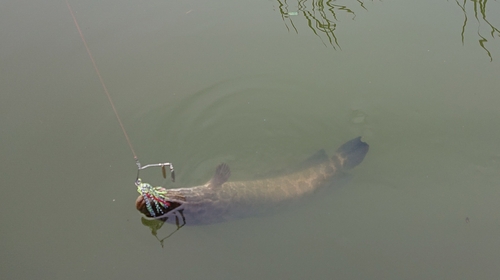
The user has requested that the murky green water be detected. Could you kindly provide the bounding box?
[2,0,500,279]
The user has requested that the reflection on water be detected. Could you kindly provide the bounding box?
[140,217,179,247]
[275,0,499,60]
[275,0,374,48]
[453,0,500,61]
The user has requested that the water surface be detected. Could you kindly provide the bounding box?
[1,0,500,279]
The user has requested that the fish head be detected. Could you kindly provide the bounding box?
[135,179,184,219]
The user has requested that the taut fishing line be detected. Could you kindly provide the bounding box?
[65,0,175,218]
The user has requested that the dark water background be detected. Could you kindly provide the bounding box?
[1,0,500,279]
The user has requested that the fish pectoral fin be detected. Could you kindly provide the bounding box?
[207,163,231,188]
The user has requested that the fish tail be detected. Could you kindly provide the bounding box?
[332,137,369,170]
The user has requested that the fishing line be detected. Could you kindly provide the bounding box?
[66,2,178,243]
[65,0,175,182]
[65,0,138,161]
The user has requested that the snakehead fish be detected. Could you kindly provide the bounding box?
[135,137,369,225]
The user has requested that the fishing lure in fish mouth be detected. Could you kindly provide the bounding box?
[134,160,188,246]
[135,179,171,218]
[134,160,176,218]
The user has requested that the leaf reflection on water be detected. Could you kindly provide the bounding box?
[454,0,500,61]
[274,0,499,61]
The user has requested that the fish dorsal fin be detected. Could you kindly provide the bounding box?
[207,163,231,188]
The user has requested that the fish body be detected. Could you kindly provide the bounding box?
[136,137,369,225]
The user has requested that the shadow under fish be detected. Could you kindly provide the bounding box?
[136,137,369,229]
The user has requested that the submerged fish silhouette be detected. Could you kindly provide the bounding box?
[136,137,369,225]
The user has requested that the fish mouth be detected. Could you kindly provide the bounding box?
[135,178,186,219]
[135,195,184,219]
